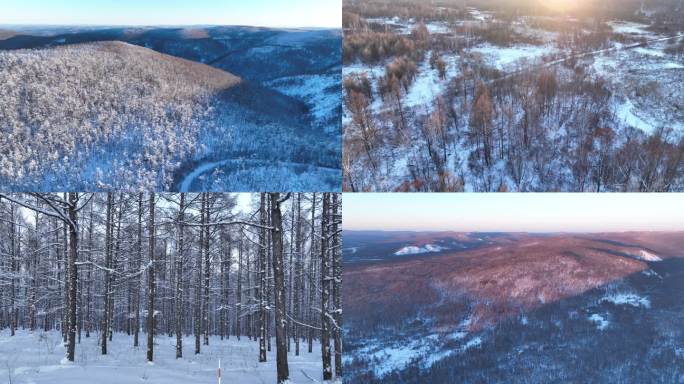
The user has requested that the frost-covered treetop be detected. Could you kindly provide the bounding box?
[0,41,241,190]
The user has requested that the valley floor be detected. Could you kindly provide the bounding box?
[0,330,329,384]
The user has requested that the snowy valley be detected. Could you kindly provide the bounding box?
[0,26,342,191]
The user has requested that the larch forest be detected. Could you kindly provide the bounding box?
[0,192,342,383]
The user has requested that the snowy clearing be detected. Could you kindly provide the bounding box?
[394,244,446,255]
[601,293,651,308]
[635,250,663,262]
[0,330,330,384]
[589,314,610,330]
[471,44,556,70]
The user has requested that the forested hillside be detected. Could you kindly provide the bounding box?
[343,0,684,191]
[0,26,342,191]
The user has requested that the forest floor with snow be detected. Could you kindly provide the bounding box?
[0,330,331,384]
[343,4,684,192]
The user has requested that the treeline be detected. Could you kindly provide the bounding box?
[0,192,342,383]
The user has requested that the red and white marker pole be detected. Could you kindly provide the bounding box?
[217,359,222,384]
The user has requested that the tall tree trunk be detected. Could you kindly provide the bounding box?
[101,193,113,355]
[308,193,316,353]
[147,193,156,362]
[86,203,94,338]
[29,204,38,331]
[134,193,143,348]
[220,232,228,340]
[203,194,210,346]
[288,199,294,352]
[266,208,272,353]
[62,203,68,344]
[332,194,342,377]
[109,197,122,342]
[225,241,231,339]
[246,244,252,341]
[321,193,332,381]
[9,203,16,337]
[176,193,185,359]
[259,194,267,362]
[236,238,242,341]
[195,194,204,354]
[294,193,302,356]
[271,193,290,383]
[66,193,79,362]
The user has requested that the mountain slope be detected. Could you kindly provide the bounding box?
[0,41,337,190]
[344,232,684,383]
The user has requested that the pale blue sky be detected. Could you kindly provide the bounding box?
[343,194,684,233]
[0,0,341,27]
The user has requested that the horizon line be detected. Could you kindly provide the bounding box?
[0,23,340,29]
[343,228,684,234]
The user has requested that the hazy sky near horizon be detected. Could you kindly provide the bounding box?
[343,194,684,233]
[0,0,341,28]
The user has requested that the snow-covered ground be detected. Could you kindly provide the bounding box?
[471,43,556,70]
[591,38,684,137]
[600,292,651,308]
[347,330,483,379]
[267,72,341,129]
[404,53,459,110]
[588,313,610,330]
[635,250,663,262]
[608,21,655,37]
[0,330,330,384]
[343,4,684,192]
[394,244,446,256]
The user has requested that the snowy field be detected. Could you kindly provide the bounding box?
[0,331,329,384]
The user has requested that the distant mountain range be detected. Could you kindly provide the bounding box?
[344,230,684,383]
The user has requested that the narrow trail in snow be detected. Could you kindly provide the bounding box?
[177,158,340,192]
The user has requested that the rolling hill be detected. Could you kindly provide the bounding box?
[344,231,684,383]
[0,26,341,191]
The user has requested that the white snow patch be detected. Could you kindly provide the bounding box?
[616,98,656,134]
[663,62,684,69]
[267,73,340,122]
[468,8,491,22]
[589,313,610,330]
[471,44,556,70]
[675,347,684,359]
[0,330,327,384]
[609,21,652,36]
[395,244,446,255]
[635,250,662,262]
[601,292,650,308]
[641,269,662,279]
[426,22,450,34]
[342,63,386,79]
[403,52,460,111]
[361,336,437,377]
[463,337,482,350]
[449,331,468,340]
[633,47,665,57]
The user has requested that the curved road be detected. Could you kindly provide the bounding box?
[178,158,340,192]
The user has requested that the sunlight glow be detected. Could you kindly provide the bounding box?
[539,0,579,12]
[343,193,684,233]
